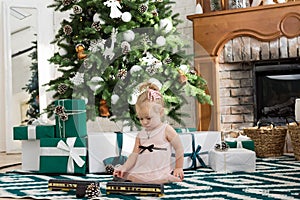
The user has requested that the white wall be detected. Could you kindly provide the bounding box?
[0,1,5,152]
[0,0,55,153]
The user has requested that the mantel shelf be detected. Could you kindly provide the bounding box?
[187,1,300,57]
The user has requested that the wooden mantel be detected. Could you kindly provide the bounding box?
[188,2,300,57]
[187,2,300,131]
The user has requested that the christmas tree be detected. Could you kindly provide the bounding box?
[47,0,212,127]
[22,40,40,123]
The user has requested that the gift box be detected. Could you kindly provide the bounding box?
[13,125,55,140]
[22,140,40,171]
[209,148,256,173]
[88,132,136,173]
[174,128,197,133]
[225,140,255,151]
[55,99,87,138]
[39,137,87,174]
[225,135,255,151]
[172,131,221,169]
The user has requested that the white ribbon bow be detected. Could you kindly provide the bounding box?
[56,137,85,173]
[225,135,251,148]
[28,118,51,140]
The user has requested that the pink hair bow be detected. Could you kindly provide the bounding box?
[147,89,162,101]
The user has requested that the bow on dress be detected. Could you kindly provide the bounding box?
[139,144,167,154]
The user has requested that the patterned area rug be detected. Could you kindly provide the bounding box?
[0,155,300,199]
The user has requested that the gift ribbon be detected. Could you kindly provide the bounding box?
[172,133,207,169]
[225,135,251,148]
[27,118,52,140]
[56,99,86,138]
[28,126,37,140]
[40,137,86,173]
[185,133,207,169]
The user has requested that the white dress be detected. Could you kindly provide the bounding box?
[125,123,181,183]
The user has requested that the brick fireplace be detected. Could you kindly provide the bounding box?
[187,2,300,131]
[218,37,300,132]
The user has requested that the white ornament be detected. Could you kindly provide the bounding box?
[89,76,103,92]
[111,94,120,104]
[91,76,104,83]
[148,78,162,90]
[93,13,105,24]
[130,65,142,74]
[263,0,275,4]
[156,36,166,46]
[104,0,123,19]
[128,91,139,105]
[121,12,132,22]
[81,97,88,104]
[58,47,67,56]
[89,84,101,92]
[141,52,156,66]
[123,30,135,42]
[103,28,118,60]
[70,72,84,86]
[179,65,189,73]
[195,3,203,14]
[159,18,173,33]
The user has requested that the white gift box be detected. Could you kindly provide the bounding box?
[22,140,40,171]
[209,148,256,173]
[88,132,137,173]
[172,131,221,169]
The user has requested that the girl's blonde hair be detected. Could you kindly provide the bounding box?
[135,82,164,108]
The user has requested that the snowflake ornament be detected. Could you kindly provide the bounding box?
[141,52,162,69]
[89,39,106,52]
[70,72,84,86]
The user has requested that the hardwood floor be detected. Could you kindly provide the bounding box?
[0,153,22,173]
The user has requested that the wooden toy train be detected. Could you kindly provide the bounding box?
[106,181,164,197]
[48,179,164,197]
[48,179,100,198]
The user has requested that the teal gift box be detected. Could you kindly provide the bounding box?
[39,137,87,174]
[226,140,255,151]
[175,128,197,133]
[13,125,55,140]
[55,99,87,138]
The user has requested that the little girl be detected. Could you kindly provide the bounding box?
[113,82,184,184]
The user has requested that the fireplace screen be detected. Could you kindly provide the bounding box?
[255,63,300,125]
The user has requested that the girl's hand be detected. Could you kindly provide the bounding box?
[113,165,124,178]
[173,168,184,181]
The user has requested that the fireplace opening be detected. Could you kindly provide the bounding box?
[254,62,300,125]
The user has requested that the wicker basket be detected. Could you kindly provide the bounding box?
[287,123,300,160]
[243,125,287,157]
